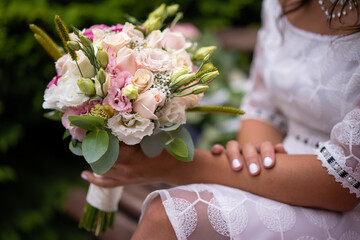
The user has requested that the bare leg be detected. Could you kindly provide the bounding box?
[131,196,177,240]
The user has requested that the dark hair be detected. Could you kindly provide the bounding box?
[282,0,360,33]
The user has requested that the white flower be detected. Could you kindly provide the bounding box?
[43,74,89,111]
[55,51,95,78]
[158,98,187,127]
[108,112,154,145]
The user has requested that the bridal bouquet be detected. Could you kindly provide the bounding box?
[31,3,243,236]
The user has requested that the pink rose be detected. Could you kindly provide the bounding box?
[116,47,138,75]
[122,22,144,39]
[171,23,200,40]
[171,50,193,71]
[61,100,101,141]
[136,48,172,72]
[133,88,166,119]
[103,71,133,113]
[161,28,188,51]
[83,24,110,41]
[102,32,130,53]
[146,30,163,48]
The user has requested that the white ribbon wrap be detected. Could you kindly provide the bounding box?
[86,183,124,212]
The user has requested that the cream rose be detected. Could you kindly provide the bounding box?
[133,88,166,120]
[136,48,172,72]
[158,98,187,127]
[122,22,144,39]
[43,74,89,111]
[171,49,193,71]
[131,69,154,94]
[145,30,163,48]
[116,47,138,75]
[108,112,154,145]
[161,28,189,51]
[102,32,130,53]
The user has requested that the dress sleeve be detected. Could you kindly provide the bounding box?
[241,29,288,134]
[315,107,360,198]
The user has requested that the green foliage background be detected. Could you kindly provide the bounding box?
[0,0,261,239]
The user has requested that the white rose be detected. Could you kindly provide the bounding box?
[122,22,144,39]
[108,112,154,145]
[146,30,163,48]
[43,74,89,111]
[158,98,187,127]
[102,32,131,53]
[136,48,172,72]
[171,49,193,71]
[131,69,154,93]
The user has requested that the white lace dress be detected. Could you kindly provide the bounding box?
[140,0,360,239]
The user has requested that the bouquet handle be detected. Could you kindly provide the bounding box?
[79,183,124,235]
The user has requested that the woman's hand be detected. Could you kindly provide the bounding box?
[211,141,286,175]
[81,143,178,188]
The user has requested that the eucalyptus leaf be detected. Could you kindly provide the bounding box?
[169,138,188,158]
[159,126,194,162]
[44,110,62,121]
[89,133,119,175]
[140,134,164,158]
[82,130,109,163]
[165,138,175,146]
[68,115,105,131]
[69,139,83,156]
[159,123,181,132]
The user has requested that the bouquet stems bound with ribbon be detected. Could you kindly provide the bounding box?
[30,4,244,236]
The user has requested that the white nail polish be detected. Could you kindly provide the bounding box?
[249,163,259,174]
[264,157,273,167]
[81,173,88,180]
[232,159,241,168]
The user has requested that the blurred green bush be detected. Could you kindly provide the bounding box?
[0,0,261,239]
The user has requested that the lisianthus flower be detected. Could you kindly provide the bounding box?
[103,71,133,113]
[47,75,61,88]
[83,24,110,41]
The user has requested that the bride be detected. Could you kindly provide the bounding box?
[81,0,360,239]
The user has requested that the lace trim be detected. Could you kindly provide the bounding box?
[315,145,360,198]
[241,106,288,134]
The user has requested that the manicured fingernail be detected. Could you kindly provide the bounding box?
[249,163,259,174]
[264,157,273,167]
[81,173,88,181]
[232,159,241,168]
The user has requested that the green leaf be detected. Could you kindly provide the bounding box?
[186,106,245,115]
[159,126,194,162]
[69,115,105,131]
[140,134,163,158]
[82,130,109,163]
[89,133,119,175]
[62,129,70,140]
[69,139,83,156]
[44,110,62,121]
[159,123,181,132]
[169,138,188,158]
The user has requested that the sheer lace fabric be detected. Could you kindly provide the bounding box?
[141,0,360,238]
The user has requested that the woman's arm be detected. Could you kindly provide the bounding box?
[83,143,359,212]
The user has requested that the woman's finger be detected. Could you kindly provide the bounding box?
[242,143,261,175]
[274,143,287,153]
[260,141,275,168]
[81,171,122,188]
[225,140,243,171]
[211,144,225,155]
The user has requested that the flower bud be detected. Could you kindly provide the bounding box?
[149,4,166,19]
[77,78,96,96]
[170,67,189,83]
[192,85,209,94]
[103,104,114,117]
[199,70,219,84]
[166,4,179,16]
[79,34,92,47]
[201,62,215,71]
[122,84,139,100]
[67,41,81,51]
[96,48,109,69]
[143,17,162,33]
[170,73,196,89]
[193,46,217,61]
[96,68,107,85]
